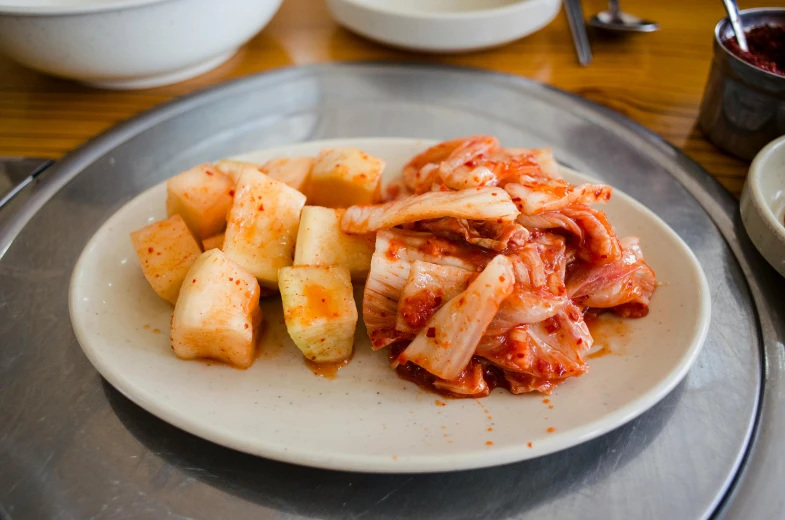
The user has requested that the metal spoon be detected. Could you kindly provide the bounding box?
[588,0,659,33]
[721,0,748,52]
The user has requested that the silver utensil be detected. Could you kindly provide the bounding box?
[564,0,592,66]
[0,157,53,211]
[722,0,749,52]
[589,0,659,32]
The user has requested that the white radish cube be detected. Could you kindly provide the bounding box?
[293,206,375,283]
[201,232,225,251]
[309,147,384,208]
[130,214,202,304]
[278,265,357,363]
[214,160,261,185]
[223,169,306,290]
[262,157,314,194]
[165,163,234,240]
[171,249,263,369]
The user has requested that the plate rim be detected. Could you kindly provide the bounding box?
[68,137,712,474]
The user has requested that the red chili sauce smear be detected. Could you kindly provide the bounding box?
[584,311,631,359]
[304,357,351,379]
[724,25,785,76]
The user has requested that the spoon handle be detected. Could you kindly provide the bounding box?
[722,0,749,52]
[608,0,620,19]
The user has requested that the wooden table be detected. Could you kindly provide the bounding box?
[0,0,774,196]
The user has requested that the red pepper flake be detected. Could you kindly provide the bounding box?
[426,327,436,338]
[491,192,498,196]
[244,323,249,329]
[229,190,235,197]
[258,204,264,211]
[547,427,555,433]
[543,398,550,404]
[527,442,533,448]
[206,170,214,176]
[487,427,493,432]
[485,441,494,446]
[147,247,154,253]
[235,280,240,285]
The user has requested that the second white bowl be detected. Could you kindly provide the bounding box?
[741,135,785,277]
[326,0,562,53]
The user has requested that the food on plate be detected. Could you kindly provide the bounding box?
[308,147,385,208]
[129,214,202,304]
[130,136,656,393]
[201,232,225,251]
[262,157,315,193]
[342,135,657,397]
[278,265,357,363]
[341,187,519,234]
[165,164,235,240]
[216,157,315,193]
[214,160,260,185]
[170,249,263,369]
[223,168,306,289]
[293,206,375,283]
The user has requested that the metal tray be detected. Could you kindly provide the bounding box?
[0,64,782,520]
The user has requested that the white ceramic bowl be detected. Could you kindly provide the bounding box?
[325,0,562,53]
[0,0,282,89]
[740,135,785,277]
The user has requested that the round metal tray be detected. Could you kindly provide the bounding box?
[0,64,782,520]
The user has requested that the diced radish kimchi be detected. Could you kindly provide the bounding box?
[347,136,658,397]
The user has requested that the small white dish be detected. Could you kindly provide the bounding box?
[0,0,282,89]
[741,135,785,277]
[69,138,711,473]
[326,0,562,53]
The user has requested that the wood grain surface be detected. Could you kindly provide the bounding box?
[0,0,776,196]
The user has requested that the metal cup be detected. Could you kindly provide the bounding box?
[699,8,785,160]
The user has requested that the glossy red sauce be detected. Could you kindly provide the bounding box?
[304,356,351,379]
[399,290,443,329]
[584,311,631,357]
[724,25,785,76]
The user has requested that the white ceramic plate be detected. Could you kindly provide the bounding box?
[69,138,711,473]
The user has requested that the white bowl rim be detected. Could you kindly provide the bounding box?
[748,134,785,242]
[0,0,172,16]
[336,0,541,21]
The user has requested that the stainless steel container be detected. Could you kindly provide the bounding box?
[699,8,785,160]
